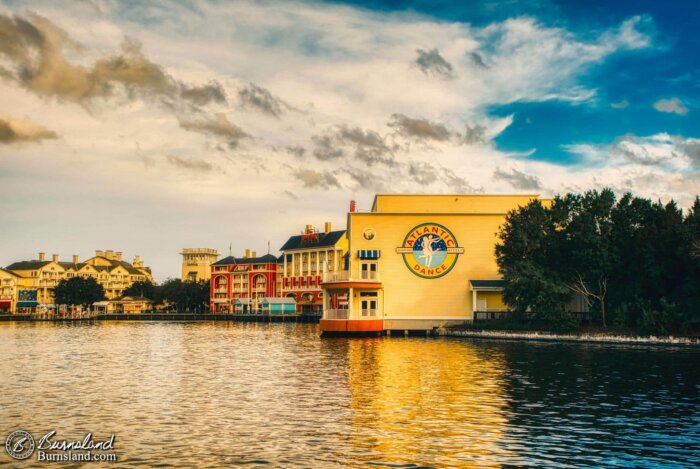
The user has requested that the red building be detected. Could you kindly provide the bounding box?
[210,250,279,313]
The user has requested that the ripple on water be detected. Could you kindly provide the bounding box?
[0,322,698,468]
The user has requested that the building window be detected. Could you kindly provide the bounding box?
[360,262,378,280]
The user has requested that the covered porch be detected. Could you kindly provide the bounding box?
[320,285,383,334]
[470,280,508,320]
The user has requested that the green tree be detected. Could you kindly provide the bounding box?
[157,278,210,312]
[123,280,156,299]
[557,189,616,327]
[54,277,105,307]
[495,199,572,323]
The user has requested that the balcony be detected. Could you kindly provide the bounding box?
[323,271,351,282]
[322,271,381,284]
[324,309,349,320]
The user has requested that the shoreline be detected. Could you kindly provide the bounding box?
[0,313,319,323]
[437,328,700,346]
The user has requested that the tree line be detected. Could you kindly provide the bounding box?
[54,277,210,313]
[496,189,700,334]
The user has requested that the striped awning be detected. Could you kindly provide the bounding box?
[357,249,380,259]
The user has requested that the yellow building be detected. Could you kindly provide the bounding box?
[180,248,219,282]
[4,250,153,311]
[93,296,153,314]
[0,268,21,313]
[320,194,544,334]
[279,223,348,314]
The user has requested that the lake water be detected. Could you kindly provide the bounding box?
[0,322,698,467]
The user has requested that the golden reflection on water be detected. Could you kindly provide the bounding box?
[344,338,511,467]
[2,322,697,468]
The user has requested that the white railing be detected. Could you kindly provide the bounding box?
[324,309,349,319]
[323,271,351,282]
[322,271,380,283]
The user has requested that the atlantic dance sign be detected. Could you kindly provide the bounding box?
[396,223,464,279]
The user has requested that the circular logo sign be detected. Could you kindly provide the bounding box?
[5,430,35,460]
[396,223,464,279]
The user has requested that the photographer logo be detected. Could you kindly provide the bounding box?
[5,430,35,460]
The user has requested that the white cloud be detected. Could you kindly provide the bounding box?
[653,97,689,115]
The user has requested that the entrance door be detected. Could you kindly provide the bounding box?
[361,299,377,317]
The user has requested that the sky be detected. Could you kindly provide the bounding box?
[0,0,698,281]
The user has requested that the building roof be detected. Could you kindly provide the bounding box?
[280,230,346,251]
[212,254,279,266]
[112,295,153,302]
[470,279,506,289]
[262,297,296,304]
[0,267,22,277]
[6,260,52,270]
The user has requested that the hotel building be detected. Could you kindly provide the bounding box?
[4,250,153,311]
[180,248,219,282]
[210,250,279,313]
[279,223,348,314]
[319,194,545,334]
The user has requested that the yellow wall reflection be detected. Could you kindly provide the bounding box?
[345,338,512,468]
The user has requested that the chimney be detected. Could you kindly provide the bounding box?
[350,200,356,213]
[325,222,332,233]
[105,250,114,259]
[38,252,46,262]
[305,224,313,234]
[245,249,250,258]
[252,251,257,258]
[133,256,142,267]
[96,250,104,257]
[52,254,59,263]
[73,255,79,264]
[115,251,123,261]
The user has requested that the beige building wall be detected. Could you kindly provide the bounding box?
[180,248,218,282]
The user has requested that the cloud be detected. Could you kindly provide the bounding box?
[286,146,306,158]
[294,169,340,189]
[311,126,395,165]
[0,115,58,144]
[677,139,700,166]
[653,97,688,115]
[388,114,452,141]
[568,133,700,170]
[414,48,455,79]
[0,13,226,108]
[407,162,438,185]
[467,51,488,69]
[180,82,227,106]
[166,155,213,172]
[441,168,479,193]
[179,113,249,147]
[238,83,291,118]
[493,168,543,190]
[335,125,394,165]
[311,135,344,160]
[463,123,488,144]
[610,99,629,109]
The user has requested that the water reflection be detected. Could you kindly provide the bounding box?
[0,323,698,468]
[343,338,512,467]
